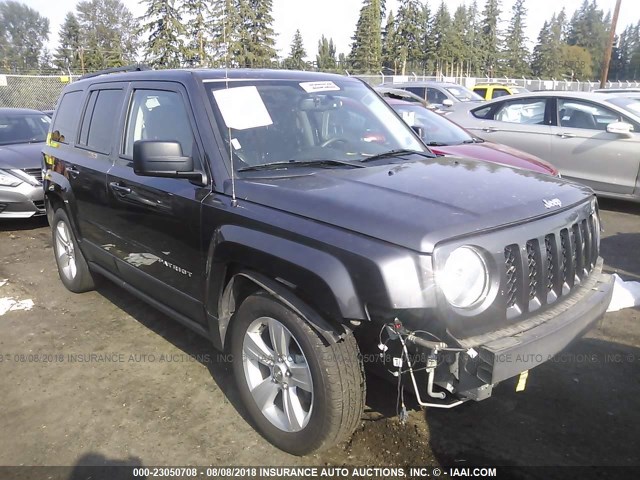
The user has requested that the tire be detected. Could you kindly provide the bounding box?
[51,208,95,293]
[230,292,365,455]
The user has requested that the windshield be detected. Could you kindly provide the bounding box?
[0,112,50,145]
[606,96,640,117]
[206,79,426,171]
[390,103,473,145]
[445,86,484,102]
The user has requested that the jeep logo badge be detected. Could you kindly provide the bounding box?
[543,198,562,209]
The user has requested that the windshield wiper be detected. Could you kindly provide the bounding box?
[360,149,435,163]
[425,141,448,146]
[237,159,365,172]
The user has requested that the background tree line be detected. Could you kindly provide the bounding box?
[0,0,639,81]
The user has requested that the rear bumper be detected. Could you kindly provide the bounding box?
[0,183,45,218]
[474,260,613,384]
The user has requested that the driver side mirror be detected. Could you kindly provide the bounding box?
[442,99,454,108]
[606,121,633,137]
[133,140,201,180]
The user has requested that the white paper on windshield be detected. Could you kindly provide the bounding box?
[299,81,340,93]
[231,138,241,150]
[400,111,416,126]
[213,86,273,130]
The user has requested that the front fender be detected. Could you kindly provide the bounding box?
[205,225,365,323]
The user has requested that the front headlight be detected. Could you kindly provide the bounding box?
[439,246,489,308]
[0,169,23,187]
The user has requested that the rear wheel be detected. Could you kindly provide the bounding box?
[230,292,364,455]
[51,208,94,293]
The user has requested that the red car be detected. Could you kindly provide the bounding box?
[386,98,559,176]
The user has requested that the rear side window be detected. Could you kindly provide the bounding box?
[405,87,426,100]
[78,89,124,153]
[492,89,510,98]
[426,88,448,104]
[51,90,83,144]
[474,88,487,99]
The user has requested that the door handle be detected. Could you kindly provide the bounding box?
[482,127,498,133]
[556,133,575,139]
[66,165,80,175]
[109,182,132,194]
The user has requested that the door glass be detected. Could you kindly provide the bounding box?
[473,88,488,99]
[494,99,546,124]
[426,88,447,104]
[405,87,426,100]
[557,99,623,131]
[84,89,124,153]
[492,89,510,98]
[51,90,83,144]
[124,90,195,158]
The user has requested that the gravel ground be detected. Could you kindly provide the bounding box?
[0,199,638,478]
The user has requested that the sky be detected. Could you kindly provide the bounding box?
[21,0,640,60]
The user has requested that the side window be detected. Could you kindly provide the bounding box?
[77,89,124,153]
[405,87,426,100]
[426,88,448,104]
[558,99,624,131]
[78,91,98,145]
[474,88,487,99]
[51,90,83,144]
[492,89,510,98]
[494,99,546,124]
[472,105,493,119]
[124,90,195,159]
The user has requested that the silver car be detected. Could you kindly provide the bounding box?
[446,92,640,201]
[380,81,484,108]
[0,108,50,218]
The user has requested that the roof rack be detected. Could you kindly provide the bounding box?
[79,64,151,80]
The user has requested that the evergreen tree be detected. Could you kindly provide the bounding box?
[285,29,306,70]
[450,6,469,76]
[478,0,501,77]
[76,0,138,71]
[465,0,481,75]
[316,35,337,71]
[53,12,82,72]
[503,0,530,77]
[349,0,383,73]
[382,10,401,73]
[209,0,239,66]
[182,0,212,67]
[395,0,425,75]
[531,10,568,79]
[431,1,454,76]
[567,0,607,77]
[139,0,186,68]
[246,0,278,67]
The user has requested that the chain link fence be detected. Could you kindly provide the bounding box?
[2,71,640,111]
[0,74,80,110]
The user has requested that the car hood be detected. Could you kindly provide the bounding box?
[431,142,558,175]
[234,157,594,253]
[0,143,43,170]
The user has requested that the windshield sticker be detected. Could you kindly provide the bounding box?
[299,81,341,93]
[400,111,416,125]
[231,138,241,150]
[213,86,273,130]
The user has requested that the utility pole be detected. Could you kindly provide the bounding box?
[600,0,622,88]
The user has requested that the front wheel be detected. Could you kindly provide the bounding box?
[230,292,364,455]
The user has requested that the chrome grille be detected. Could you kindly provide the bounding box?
[502,211,599,316]
[22,167,43,183]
